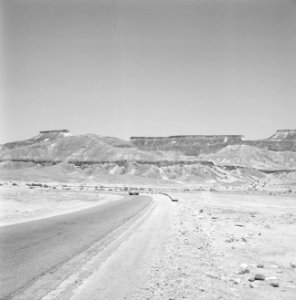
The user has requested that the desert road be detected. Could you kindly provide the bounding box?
[0,195,152,299]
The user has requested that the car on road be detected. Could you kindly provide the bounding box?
[129,188,140,195]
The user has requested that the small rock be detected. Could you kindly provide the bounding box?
[235,224,245,227]
[266,276,278,280]
[199,209,203,213]
[225,237,234,243]
[238,263,250,274]
[231,278,241,285]
[249,283,255,288]
[257,263,264,268]
[255,273,265,281]
[269,280,280,287]
[241,237,247,242]
[248,277,255,282]
[290,262,296,268]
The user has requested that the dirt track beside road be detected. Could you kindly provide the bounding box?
[73,192,296,300]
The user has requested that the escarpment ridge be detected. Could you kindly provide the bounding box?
[130,130,296,154]
[0,129,295,186]
[1,129,295,162]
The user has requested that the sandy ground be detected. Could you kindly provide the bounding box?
[1,185,296,299]
[0,185,123,227]
[70,192,296,300]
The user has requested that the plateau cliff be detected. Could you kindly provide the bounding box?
[0,129,295,186]
[130,131,296,154]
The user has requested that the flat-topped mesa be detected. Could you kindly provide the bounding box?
[168,135,243,142]
[130,135,245,155]
[0,130,71,151]
[40,129,70,134]
[267,129,296,141]
[130,135,243,146]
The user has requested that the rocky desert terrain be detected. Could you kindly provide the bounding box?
[1,184,295,299]
[0,129,296,192]
[0,129,295,299]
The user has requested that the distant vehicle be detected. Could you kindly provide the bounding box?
[129,188,140,195]
[171,198,178,202]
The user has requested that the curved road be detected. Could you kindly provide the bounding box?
[0,195,151,299]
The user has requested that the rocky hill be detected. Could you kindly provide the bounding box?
[0,129,295,187]
[199,145,296,170]
[267,129,296,141]
[0,130,192,163]
[130,129,296,154]
[130,135,243,156]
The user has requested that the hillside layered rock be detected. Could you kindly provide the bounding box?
[199,145,296,170]
[0,130,193,163]
[130,131,296,154]
[0,129,295,185]
[1,129,295,164]
[267,129,296,141]
[130,135,243,156]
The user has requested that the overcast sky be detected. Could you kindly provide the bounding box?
[1,0,295,143]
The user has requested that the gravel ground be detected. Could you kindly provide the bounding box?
[1,185,295,299]
[72,192,296,300]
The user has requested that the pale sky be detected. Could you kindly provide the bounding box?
[1,0,295,143]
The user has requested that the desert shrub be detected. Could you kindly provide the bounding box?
[31,183,43,187]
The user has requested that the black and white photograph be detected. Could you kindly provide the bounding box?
[0,0,296,299]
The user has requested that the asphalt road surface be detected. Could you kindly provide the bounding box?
[0,195,151,299]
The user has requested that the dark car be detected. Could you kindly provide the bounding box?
[129,188,140,195]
